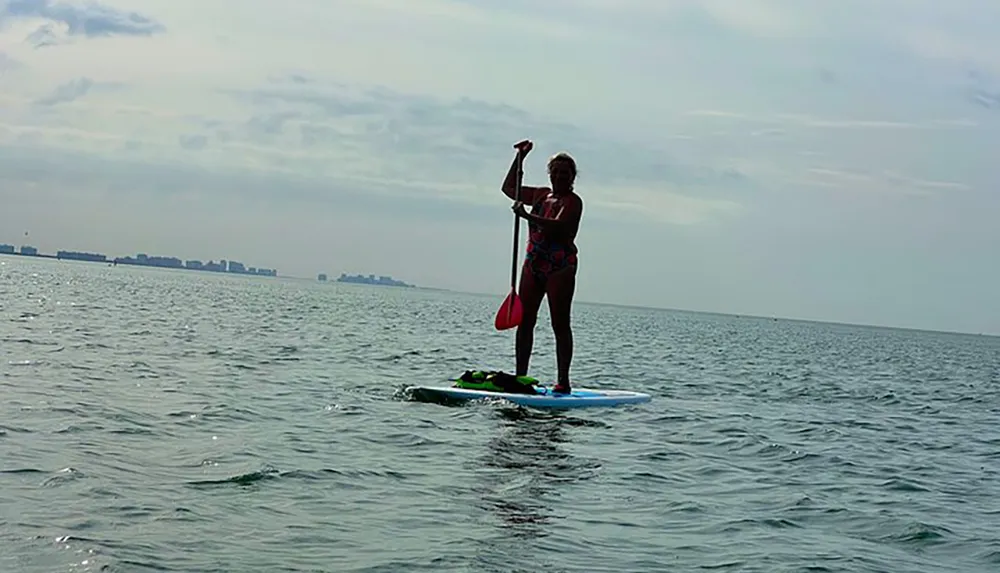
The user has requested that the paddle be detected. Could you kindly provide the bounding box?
[494,148,525,330]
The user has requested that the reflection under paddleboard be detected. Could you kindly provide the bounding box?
[465,407,606,568]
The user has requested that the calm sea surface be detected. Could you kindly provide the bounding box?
[1,256,998,572]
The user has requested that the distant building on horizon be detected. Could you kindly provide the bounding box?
[113,253,277,276]
[336,272,414,288]
[57,250,107,263]
[116,253,184,268]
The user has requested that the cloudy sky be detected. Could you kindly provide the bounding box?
[1,0,997,335]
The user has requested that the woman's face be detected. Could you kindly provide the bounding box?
[548,159,575,191]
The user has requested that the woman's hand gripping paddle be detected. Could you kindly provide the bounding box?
[495,146,527,330]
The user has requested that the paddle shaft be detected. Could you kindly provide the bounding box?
[509,152,523,290]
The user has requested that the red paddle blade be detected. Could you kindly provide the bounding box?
[494,290,523,330]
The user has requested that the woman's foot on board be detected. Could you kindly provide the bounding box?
[552,381,571,394]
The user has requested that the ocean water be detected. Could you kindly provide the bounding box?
[1,256,998,573]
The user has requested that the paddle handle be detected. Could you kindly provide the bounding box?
[509,151,523,290]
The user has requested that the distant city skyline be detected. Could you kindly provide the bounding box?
[1,239,421,287]
[0,240,277,277]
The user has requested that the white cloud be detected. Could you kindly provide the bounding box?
[0,0,165,52]
[590,186,741,226]
[0,48,18,71]
[696,0,814,38]
[794,168,970,197]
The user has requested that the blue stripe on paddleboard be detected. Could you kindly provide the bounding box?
[408,384,651,408]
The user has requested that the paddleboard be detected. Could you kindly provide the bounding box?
[408,384,652,409]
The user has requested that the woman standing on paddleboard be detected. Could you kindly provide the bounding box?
[501,139,583,394]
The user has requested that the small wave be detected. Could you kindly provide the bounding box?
[186,466,413,489]
[980,548,1000,564]
[3,337,60,346]
[0,424,33,434]
[699,560,747,570]
[705,516,803,534]
[41,467,85,487]
[638,449,697,462]
[358,431,447,448]
[55,422,106,434]
[108,426,157,436]
[624,470,676,484]
[750,441,819,463]
[186,403,269,423]
[187,467,281,488]
[260,356,301,364]
[877,521,953,546]
[105,558,172,572]
[75,342,114,350]
[283,468,412,481]
[881,476,931,492]
[0,467,45,475]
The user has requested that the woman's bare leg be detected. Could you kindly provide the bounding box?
[515,263,545,377]
[546,265,576,389]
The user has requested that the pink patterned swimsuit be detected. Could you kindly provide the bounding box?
[524,192,578,285]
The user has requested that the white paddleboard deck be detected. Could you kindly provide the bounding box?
[408,384,651,409]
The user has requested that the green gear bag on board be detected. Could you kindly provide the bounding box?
[453,370,539,395]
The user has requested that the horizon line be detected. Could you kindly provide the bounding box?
[5,253,996,339]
